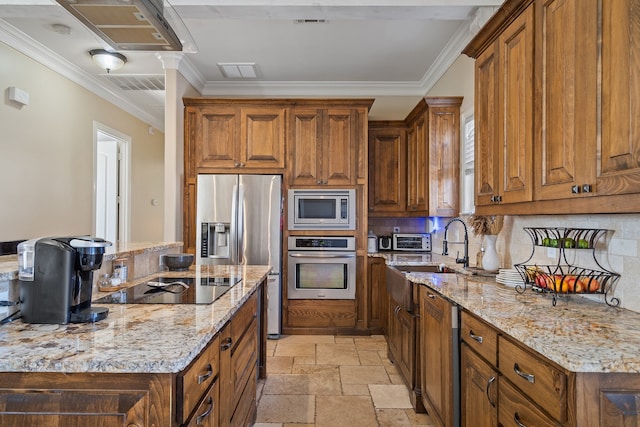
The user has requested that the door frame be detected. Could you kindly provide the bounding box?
[93,121,131,243]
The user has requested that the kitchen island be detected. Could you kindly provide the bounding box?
[0,262,270,426]
[373,252,640,426]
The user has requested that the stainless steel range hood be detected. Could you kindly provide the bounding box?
[56,0,182,51]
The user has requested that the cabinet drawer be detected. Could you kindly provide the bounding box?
[461,311,498,366]
[499,378,562,427]
[498,336,567,422]
[183,377,219,427]
[177,335,220,424]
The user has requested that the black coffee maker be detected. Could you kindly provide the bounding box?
[18,236,112,324]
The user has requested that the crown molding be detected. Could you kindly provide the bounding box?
[0,19,164,130]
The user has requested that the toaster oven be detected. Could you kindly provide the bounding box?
[392,233,431,252]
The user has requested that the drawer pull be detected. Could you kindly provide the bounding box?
[197,364,213,384]
[221,337,233,351]
[196,396,214,425]
[485,375,496,408]
[427,293,436,299]
[469,330,483,343]
[513,363,535,384]
[513,412,527,427]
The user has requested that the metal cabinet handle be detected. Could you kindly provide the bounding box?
[234,162,240,168]
[197,364,213,384]
[513,412,527,427]
[196,396,214,425]
[513,363,535,384]
[469,330,483,344]
[221,337,233,351]
[571,185,580,194]
[427,293,436,300]
[582,184,592,193]
[485,375,496,408]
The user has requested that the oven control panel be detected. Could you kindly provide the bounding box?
[288,236,356,251]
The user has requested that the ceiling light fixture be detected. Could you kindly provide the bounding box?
[89,49,127,73]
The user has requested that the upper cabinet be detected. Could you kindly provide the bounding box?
[368,125,406,214]
[289,108,359,186]
[466,0,640,214]
[470,2,534,209]
[598,0,640,196]
[368,98,462,217]
[190,104,286,170]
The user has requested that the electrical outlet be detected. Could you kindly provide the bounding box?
[393,226,400,233]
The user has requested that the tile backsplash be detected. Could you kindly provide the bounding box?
[430,213,640,314]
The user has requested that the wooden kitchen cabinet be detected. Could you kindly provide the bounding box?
[367,257,388,334]
[534,0,598,201]
[460,343,498,427]
[388,301,416,389]
[419,286,457,427]
[472,3,534,209]
[219,291,259,427]
[427,98,462,217]
[190,104,286,170]
[288,108,357,186]
[467,0,640,214]
[368,98,461,217]
[368,125,406,213]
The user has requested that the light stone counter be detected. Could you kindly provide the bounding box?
[0,264,270,374]
[406,271,640,374]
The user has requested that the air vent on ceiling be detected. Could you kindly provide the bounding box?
[55,0,182,51]
[293,19,328,24]
[217,63,258,79]
[104,74,165,91]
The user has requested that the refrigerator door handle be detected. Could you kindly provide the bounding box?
[230,183,238,265]
[237,183,245,264]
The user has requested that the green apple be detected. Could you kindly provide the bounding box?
[577,239,589,249]
[564,238,575,248]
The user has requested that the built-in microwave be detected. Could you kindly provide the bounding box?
[288,189,356,230]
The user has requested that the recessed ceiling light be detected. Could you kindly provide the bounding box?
[217,63,258,79]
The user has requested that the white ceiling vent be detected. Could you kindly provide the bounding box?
[293,19,328,24]
[217,63,258,79]
[103,74,165,91]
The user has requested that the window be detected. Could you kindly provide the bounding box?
[460,114,475,214]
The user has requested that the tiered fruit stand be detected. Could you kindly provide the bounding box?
[514,227,620,306]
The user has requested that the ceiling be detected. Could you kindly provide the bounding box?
[0,0,501,130]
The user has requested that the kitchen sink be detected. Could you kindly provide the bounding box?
[386,264,450,312]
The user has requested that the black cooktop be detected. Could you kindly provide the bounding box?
[93,276,242,305]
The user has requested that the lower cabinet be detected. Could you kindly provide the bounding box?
[460,343,497,427]
[0,287,264,427]
[419,286,457,427]
[367,257,388,334]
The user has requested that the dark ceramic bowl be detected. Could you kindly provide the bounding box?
[163,253,194,271]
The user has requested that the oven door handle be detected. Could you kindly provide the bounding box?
[289,253,356,258]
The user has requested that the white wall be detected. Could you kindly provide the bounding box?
[426,54,640,314]
[0,42,165,242]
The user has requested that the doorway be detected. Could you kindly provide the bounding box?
[94,122,131,244]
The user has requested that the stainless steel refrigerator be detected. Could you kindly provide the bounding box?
[196,174,282,337]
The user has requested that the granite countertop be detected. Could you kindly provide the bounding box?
[0,264,270,374]
[405,270,640,374]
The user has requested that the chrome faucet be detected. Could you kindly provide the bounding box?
[442,217,469,268]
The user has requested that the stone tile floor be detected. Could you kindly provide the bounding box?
[254,335,436,427]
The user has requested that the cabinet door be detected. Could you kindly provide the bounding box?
[323,109,356,185]
[428,100,461,217]
[420,287,453,427]
[367,257,388,332]
[368,128,406,213]
[387,303,413,386]
[460,344,498,427]
[407,115,428,213]
[289,108,322,185]
[498,5,534,205]
[196,107,239,169]
[535,0,598,200]
[240,108,286,168]
[475,43,500,207]
[598,0,640,195]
